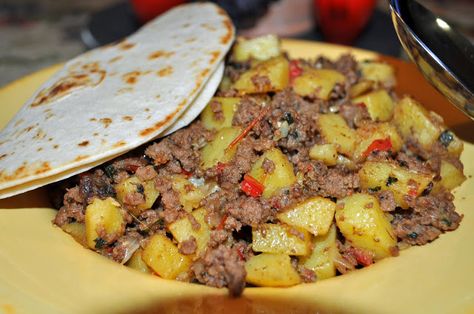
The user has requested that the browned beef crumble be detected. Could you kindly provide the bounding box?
[52,53,464,297]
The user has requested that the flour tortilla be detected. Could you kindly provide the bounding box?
[0,3,234,199]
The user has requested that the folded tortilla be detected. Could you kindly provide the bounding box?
[0,3,234,199]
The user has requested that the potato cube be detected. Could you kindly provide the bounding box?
[171,175,215,212]
[233,56,289,94]
[309,143,338,166]
[349,80,375,98]
[200,127,241,169]
[245,253,300,287]
[360,62,396,87]
[252,223,310,256]
[433,160,466,192]
[126,248,152,274]
[249,147,296,198]
[115,176,159,216]
[292,68,345,100]
[168,208,211,257]
[352,89,394,122]
[317,113,357,157]
[277,196,336,236]
[142,234,192,279]
[359,161,434,209]
[300,224,337,280]
[232,35,281,62]
[335,193,397,260]
[354,123,403,161]
[85,197,125,249]
[200,97,240,131]
[393,97,442,151]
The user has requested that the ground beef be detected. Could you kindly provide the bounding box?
[53,186,85,226]
[262,158,275,174]
[79,169,115,203]
[110,231,142,263]
[226,196,273,226]
[154,176,183,224]
[333,54,359,85]
[191,244,246,297]
[378,190,397,212]
[209,99,224,121]
[135,165,157,181]
[179,236,197,255]
[339,102,370,128]
[391,191,462,245]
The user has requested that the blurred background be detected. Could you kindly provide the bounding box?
[0,0,473,87]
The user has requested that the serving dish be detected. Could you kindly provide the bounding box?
[0,39,473,314]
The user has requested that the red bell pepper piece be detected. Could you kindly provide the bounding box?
[363,138,392,157]
[289,60,303,82]
[241,174,264,198]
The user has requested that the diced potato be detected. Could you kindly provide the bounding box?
[126,248,152,274]
[245,253,300,287]
[200,127,241,169]
[142,234,192,280]
[200,97,240,131]
[85,197,125,250]
[249,147,296,198]
[335,193,397,260]
[61,222,86,246]
[353,122,403,161]
[252,223,310,256]
[233,56,289,94]
[171,175,215,212]
[168,207,211,257]
[360,62,396,87]
[292,68,345,100]
[349,80,375,98]
[115,176,159,216]
[352,89,394,122]
[300,224,337,280]
[359,161,434,209]
[232,35,281,62]
[393,97,442,151]
[317,113,357,157]
[433,160,466,192]
[277,196,336,236]
[309,143,338,166]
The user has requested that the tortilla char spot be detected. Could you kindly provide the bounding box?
[123,71,141,84]
[122,116,133,121]
[0,154,7,160]
[34,162,51,175]
[78,140,89,147]
[220,20,233,44]
[139,99,187,137]
[93,132,99,136]
[109,56,123,63]
[148,50,175,60]
[37,147,43,152]
[33,129,46,140]
[117,87,134,94]
[146,115,151,120]
[157,66,174,77]
[75,155,89,162]
[145,108,150,112]
[48,137,53,141]
[24,125,35,133]
[100,118,112,128]
[14,119,24,127]
[182,23,190,28]
[113,140,126,148]
[155,95,161,99]
[118,41,135,50]
[201,23,217,31]
[53,144,59,149]
[185,37,196,43]
[210,51,220,64]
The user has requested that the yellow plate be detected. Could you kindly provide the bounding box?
[0,40,473,314]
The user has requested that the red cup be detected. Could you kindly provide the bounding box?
[314,0,376,45]
[131,0,186,24]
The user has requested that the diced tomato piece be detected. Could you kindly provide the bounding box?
[351,247,374,266]
[126,164,140,173]
[289,60,303,82]
[216,162,227,173]
[181,168,192,178]
[240,174,264,198]
[363,138,392,157]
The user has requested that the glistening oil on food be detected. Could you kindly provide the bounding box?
[50,35,465,297]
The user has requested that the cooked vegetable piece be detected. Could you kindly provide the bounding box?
[115,176,159,216]
[360,62,395,87]
[309,143,338,166]
[232,34,281,62]
[433,160,466,192]
[126,248,152,274]
[241,174,264,198]
[168,207,211,256]
[142,234,192,279]
[201,127,241,169]
[171,175,215,212]
[349,80,375,98]
[61,222,86,246]
[249,147,296,198]
[277,196,336,236]
[300,224,337,280]
[393,97,442,151]
[200,97,240,131]
[85,197,125,249]
[354,123,403,161]
[359,161,434,208]
[252,223,310,256]
[352,89,394,121]
[335,193,397,260]
[233,56,289,94]
[245,253,301,287]
[318,113,357,157]
[292,68,345,100]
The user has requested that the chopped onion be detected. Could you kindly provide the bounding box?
[119,237,140,264]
